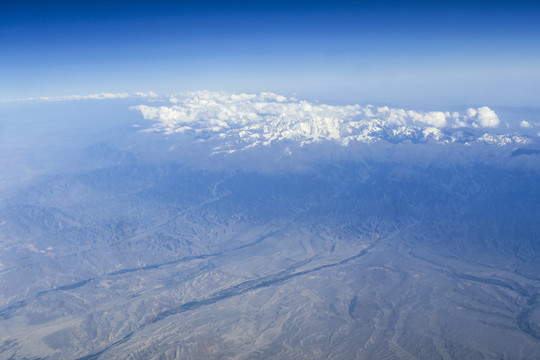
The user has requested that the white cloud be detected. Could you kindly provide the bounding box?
[466,108,477,118]
[462,106,500,128]
[409,111,447,128]
[131,91,527,150]
[521,120,532,128]
[134,91,459,140]
[475,106,500,128]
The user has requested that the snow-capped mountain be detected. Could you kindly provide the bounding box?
[132,91,531,151]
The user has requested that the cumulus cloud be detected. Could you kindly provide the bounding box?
[476,106,500,127]
[521,120,532,128]
[409,111,447,127]
[130,91,528,150]
[464,106,500,128]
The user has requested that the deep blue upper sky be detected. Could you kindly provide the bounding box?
[2,0,540,107]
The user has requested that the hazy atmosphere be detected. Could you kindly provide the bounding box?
[1,1,540,359]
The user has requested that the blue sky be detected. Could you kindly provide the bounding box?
[2,0,540,107]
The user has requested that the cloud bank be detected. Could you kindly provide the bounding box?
[131,91,529,151]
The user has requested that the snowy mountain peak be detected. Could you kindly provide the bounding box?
[131,91,530,151]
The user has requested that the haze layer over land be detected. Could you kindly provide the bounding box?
[0,94,540,358]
